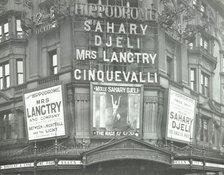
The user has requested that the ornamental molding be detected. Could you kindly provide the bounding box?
[83,136,171,166]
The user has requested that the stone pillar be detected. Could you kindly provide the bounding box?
[143,91,160,140]
[67,87,75,140]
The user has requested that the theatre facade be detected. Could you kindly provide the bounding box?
[1,0,224,175]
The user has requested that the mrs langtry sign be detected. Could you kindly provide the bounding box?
[24,85,65,141]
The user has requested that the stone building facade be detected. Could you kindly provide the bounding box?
[1,0,224,174]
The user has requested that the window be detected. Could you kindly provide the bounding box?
[188,42,194,49]
[0,112,16,140]
[16,60,24,85]
[167,56,174,80]
[49,50,58,75]
[192,0,197,5]
[16,19,23,39]
[0,62,10,89]
[199,117,209,142]
[200,37,208,50]
[190,68,196,91]
[0,22,9,42]
[200,3,206,13]
[201,72,209,96]
[4,23,9,38]
[223,55,224,72]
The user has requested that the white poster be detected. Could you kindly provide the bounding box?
[167,89,196,143]
[24,85,65,141]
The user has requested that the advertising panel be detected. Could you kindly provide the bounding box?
[91,83,142,137]
[166,89,196,143]
[24,85,65,141]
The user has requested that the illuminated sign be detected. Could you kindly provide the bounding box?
[33,6,59,34]
[0,163,34,170]
[166,89,196,143]
[74,3,157,21]
[74,18,158,83]
[173,160,190,165]
[35,21,58,35]
[0,160,82,170]
[58,160,83,165]
[24,85,65,141]
[192,161,203,166]
[91,83,142,137]
[37,161,55,167]
[205,162,224,169]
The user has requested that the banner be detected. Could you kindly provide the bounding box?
[166,89,196,143]
[24,85,65,141]
[92,83,142,137]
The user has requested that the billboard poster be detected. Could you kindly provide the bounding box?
[166,89,196,143]
[91,83,142,137]
[24,85,65,141]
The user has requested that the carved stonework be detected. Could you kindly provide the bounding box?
[0,0,8,5]
[144,96,158,103]
[84,137,171,166]
[74,93,89,101]
[76,138,90,149]
[15,0,22,4]
[0,92,10,104]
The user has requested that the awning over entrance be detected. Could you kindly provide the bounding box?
[82,136,172,166]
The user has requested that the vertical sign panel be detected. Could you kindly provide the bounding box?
[166,89,196,143]
[24,85,65,141]
[92,83,142,137]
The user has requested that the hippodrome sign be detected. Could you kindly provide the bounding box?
[74,3,158,21]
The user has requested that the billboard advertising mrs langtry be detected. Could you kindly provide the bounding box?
[24,85,65,141]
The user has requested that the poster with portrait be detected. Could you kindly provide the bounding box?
[91,83,142,137]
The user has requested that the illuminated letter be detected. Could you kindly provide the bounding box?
[89,4,97,17]
[114,6,122,18]
[142,53,149,64]
[127,37,134,48]
[118,23,126,34]
[129,23,137,34]
[95,35,102,46]
[115,71,122,82]
[103,50,110,62]
[97,71,104,82]
[107,22,114,33]
[92,51,97,59]
[74,69,81,80]
[116,37,123,48]
[106,71,113,81]
[97,5,105,17]
[105,36,112,47]
[95,21,103,32]
[105,6,113,18]
[150,53,157,64]
[76,49,85,60]
[140,24,148,35]
[130,8,139,20]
